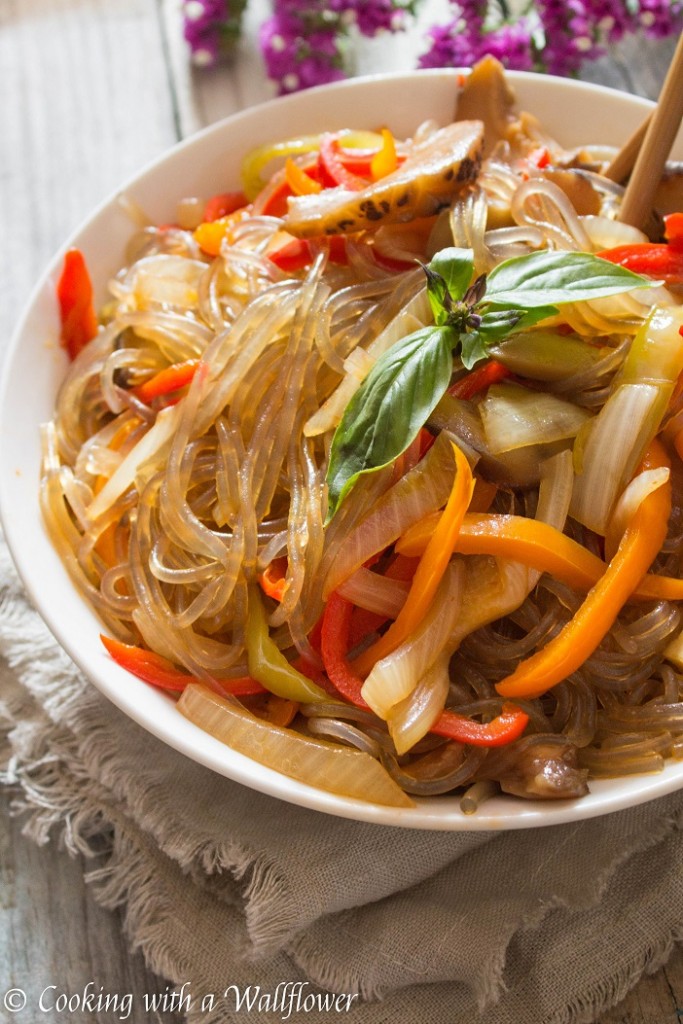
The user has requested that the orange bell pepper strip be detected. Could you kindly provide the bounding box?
[495,438,672,700]
[101,634,266,695]
[284,157,322,196]
[135,359,199,404]
[353,442,474,677]
[258,556,289,602]
[397,510,683,602]
[57,248,98,360]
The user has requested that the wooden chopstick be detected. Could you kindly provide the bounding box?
[604,113,652,183]
[618,31,683,229]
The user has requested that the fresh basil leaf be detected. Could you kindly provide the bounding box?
[426,248,475,320]
[461,330,494,370]
[459,305,558,367]
[485,250,652,308]
[477,308,524,343]
[422,265,451,326]
[326,326,455,519]
[479,303,559,341]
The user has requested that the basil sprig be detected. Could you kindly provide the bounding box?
[325,247,651,519]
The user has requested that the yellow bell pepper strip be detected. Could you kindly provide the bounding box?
[370,128,398,180]
[100,635,266,695]
[246,586,329,703]
[284,157,322,196]
[495,438,672,700]
[353,442,474,677]
[397,510,683,602]
[135,359,199,404]
[57,248,98,360]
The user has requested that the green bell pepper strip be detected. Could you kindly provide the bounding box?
[246,587,329,703]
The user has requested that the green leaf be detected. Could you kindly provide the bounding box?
[460,306,558,368]
[485,250,652,308]
[424,248,474,324]
[479,303,559,340]
[326,326,455,519]
[460,330,492,370]
[429,247,475,301]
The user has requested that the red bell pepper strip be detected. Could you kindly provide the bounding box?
[430,704,529,747]
[57,248,98,360]
[321,591,529,747]
[259,179,295,218]
[321,592,371,708]
[101,634,265,695]
[319,134,369,191]
[268,234,347,273]
[203,191,248,222]
[448,360,511,400]
[135,359,199,403]
[597,212,683,286]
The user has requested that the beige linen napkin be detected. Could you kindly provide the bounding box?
[2,532,683,1024]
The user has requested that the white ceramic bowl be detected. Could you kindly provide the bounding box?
[2,70,683,830]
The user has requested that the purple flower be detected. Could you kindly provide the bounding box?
[638,0,683,37]
[482,21,535,71]
[580,0,636,41]
[419,24,483,69]
[185,0,683,93]
[260,9,345,93]
[533,0,601,76]
[182,0,246,67]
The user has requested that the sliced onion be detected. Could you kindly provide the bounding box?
[620,306,683,387]
[87,403,182,522]
[581,215,648,252]
[178,683,414,808]
[120,254,208,313]
[323,431,455,598]
[605,466,670,560]
[337,567,409,617]
[569,382,665,535]
[387,653,451,755]
[360,561,464,721]
[536,448,574,530]
[479,382,592,455]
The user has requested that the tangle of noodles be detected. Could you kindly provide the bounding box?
[41,68,683,811]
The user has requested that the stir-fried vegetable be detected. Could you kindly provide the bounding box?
[56,248,98,360]
[496,440,672,700]
[178,683,414,808]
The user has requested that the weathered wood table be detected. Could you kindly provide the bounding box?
[1,2,682,1020]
